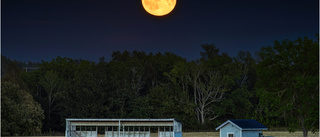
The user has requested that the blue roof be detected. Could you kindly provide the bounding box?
[229,119,267,129]
[216,119,268,131]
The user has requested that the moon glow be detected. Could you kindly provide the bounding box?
[142,0,176,16]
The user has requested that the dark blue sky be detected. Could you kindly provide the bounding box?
[2,0,319,62]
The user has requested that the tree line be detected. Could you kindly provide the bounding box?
[1,36,318,137]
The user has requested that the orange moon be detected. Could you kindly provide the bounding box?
[142,0,176,16]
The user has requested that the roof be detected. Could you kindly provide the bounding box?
[215,119,268,131]
[66,118,178,122]
[65,118,182,127]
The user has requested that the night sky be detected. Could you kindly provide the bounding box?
[2,0,319,62]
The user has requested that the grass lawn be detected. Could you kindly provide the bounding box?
[3,131,319,137]
[182,131,319,137]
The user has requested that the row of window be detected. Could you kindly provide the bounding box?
[75,126,173,132]
[76,126,97,131]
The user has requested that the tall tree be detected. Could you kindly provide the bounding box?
[166,45,239,125]
[1,81,44,135]
[234,51,257,89]
[63,60,106,118]
[256,36,319,137]
[193,66,231,124]
[39,70,64,131]
[107,51,151,117]
[33,57,77,132]
[219,51,256,119]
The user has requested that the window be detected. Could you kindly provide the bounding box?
[227,133,234,137]
[81,126,85,131]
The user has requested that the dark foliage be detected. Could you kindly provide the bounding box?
[1,36,318,135]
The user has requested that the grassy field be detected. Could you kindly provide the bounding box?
[182,131,319,137]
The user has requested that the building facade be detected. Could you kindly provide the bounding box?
[215,119,267,137]
[66,118,182,137]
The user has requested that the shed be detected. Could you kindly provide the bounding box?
[215,119,268,137]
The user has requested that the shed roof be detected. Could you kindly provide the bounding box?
[66,118,181,127]
[215,119,268,131]
[66,118,178,122]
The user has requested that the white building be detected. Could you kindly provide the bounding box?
[65,118,182,137]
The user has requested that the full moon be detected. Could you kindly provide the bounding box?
[142,0,176,16]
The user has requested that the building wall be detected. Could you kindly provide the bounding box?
[105,131,150,137]
[75,131,97,137]
[159,131,174,137]
[173,121,182,132]
[174,132,182,137]
[241,130,262,137]
[220,123,241,137]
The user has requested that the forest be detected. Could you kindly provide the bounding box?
[1,36,319,137]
